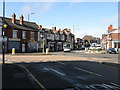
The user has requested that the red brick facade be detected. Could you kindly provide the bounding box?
[101,25,120,49]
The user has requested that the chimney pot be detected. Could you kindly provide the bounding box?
[12,13,16,23]
[20,15,24,25]
[52,27,56,31]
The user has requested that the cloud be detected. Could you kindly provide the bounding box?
[20,2,54,16]
[21,5,32,14]
[103,14,118,24]
[40,2,54,15]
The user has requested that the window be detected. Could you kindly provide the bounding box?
[55,34,59,40]
[31,32,34,39]
[61,35,65,41]
[22,31,26,39]
[13,30,17,38]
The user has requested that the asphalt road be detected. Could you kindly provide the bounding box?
[51,51,119,64]
[16,60,120,90]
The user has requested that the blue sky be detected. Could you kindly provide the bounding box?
[0,1,118,38]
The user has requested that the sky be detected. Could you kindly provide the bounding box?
[0,1,118,38]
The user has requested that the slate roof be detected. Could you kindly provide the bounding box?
[1,17,39,31]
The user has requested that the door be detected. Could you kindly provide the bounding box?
[22,43,25,52]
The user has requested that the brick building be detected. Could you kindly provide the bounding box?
[0,13,39,53]
[0,13,75,53]
[101,25,120,50]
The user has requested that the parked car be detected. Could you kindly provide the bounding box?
[89,46,102,50]
[63,46,71,52]
[106,48,117,54]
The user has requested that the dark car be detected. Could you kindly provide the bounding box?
[106,48,117,54]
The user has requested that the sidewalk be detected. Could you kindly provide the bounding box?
[2,64,35,89]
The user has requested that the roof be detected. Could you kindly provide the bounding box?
[1,17,39,31]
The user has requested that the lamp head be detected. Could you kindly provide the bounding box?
[3,24,7,28]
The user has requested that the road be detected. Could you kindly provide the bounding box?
[2,51,120,89]
[51,51,119,64]
[16,60,120,89]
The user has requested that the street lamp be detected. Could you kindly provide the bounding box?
[2,0,7,64]
[28,13,34,22]
[73,25,80,36]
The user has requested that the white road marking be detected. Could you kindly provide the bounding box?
[57,61,66,65]
[102,83,120,89]
[74,67,102,77]
[110,82,120,87]
[43,67,66,76]
[50,68,66,76]
[43,67,49,71]
[89,84,109,89]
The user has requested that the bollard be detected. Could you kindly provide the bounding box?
[46,48,49,54]
[12,48,15,55]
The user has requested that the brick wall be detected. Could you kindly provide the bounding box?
[111,33,120,41]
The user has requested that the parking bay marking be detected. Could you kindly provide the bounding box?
[74,67,102,77]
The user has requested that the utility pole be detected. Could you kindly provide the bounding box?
[2,0,5,64]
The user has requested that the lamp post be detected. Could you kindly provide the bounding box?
[2,0,7,64]
[2,24,7,64]
[73,25,80,50]
[28,13,34,22]
[73,25,80,35]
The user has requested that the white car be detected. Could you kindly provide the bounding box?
[63,46,71,52]
[89,46,102,50]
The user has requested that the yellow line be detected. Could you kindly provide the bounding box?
[15,64,47,90]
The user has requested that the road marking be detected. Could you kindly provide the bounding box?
[16,64,47,90]
[43,67,49,71]
[50,68,66,76]
[89,84,109,89]
[57,61,66,65]
[102,83,120,89]
[110,82,120,87]
[74,67,102,77]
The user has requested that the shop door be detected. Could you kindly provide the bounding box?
[22,44,25,52]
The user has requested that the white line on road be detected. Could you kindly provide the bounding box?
[110,82,120,87]
[57,61,66,65]
[50,68,66,76]
[102,83,120,89]
[74,67,102,77]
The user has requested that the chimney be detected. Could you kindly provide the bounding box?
[20,15,24,25]
[52,27,56,31]
[109,25,113,30]
[108,26,110,30]
[38,25,42,29]
[12,13,16,23]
